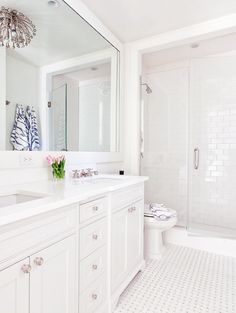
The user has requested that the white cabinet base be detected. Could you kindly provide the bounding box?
[109,259,146,312]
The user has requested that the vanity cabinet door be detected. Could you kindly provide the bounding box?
[0,258,30,313]
[30,235,77,313]
[127,199,143,269]
[111,199,144,292]
[111,206,128,291]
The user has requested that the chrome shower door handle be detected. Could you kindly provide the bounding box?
[140,134,144,159]
[194,147,199,170]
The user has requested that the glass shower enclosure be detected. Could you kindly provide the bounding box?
[188,55,236,239]
[141,53,236,239]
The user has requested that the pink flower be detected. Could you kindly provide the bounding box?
[46,155,53,165]
[59,155,65,162]
[46,154,65,166]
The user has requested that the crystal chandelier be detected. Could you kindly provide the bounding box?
[0,7,36,48]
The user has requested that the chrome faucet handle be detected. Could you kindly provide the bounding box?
[86,168,99,176]
[80,169,87,177]
[72,170,78,179]
[86,168,96,176]
[86,168,93,176]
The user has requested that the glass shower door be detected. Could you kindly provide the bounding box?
[49,84,67,151]
[188,55,236,238]
[140,69,189,226]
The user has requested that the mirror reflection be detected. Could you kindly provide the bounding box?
[1,0,119,152]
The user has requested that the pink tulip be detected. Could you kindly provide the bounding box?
[46,154,65,166]
[46,155,53,165]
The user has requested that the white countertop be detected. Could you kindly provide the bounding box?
[0,175,148,227]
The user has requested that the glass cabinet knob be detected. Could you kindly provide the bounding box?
[21,264,31,274]
[34,257,44,266]
[92,234,98,240]
[92,293,98,300]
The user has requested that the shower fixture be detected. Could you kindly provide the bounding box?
[48,0,60,8]
[141,83,152,94]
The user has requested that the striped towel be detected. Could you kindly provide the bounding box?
[10,104,29,151]
[25,106,40,151]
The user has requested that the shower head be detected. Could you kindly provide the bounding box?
[141,83,152,94]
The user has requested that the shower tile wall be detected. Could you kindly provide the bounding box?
[141,68,188,226]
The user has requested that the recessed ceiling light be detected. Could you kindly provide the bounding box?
[91,67,98,71]
[190,43,199,49]
[47,0,60,8]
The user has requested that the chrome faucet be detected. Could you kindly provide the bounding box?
[72,170,80,179]
[86,168,99,176]
[72,168,98,179]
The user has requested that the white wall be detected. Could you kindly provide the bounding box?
[6,54,40,150]
[0,151,124,187]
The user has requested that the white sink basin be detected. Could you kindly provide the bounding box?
[86,177,122,184]
[0,192,47,208]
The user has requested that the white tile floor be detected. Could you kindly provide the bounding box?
[114,245,236,313]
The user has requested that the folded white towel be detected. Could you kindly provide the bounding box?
[152,210,176,218]
[150,203,169,214]
[147,204,177,221]
[150,203,165,209]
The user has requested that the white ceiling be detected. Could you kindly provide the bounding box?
[3,0,111,66]
[64,62,111,81]
[142,32,236,69]
[81,0,236,42]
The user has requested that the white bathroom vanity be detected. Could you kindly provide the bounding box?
[0,175,147,313]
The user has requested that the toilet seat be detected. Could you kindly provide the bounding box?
[144,215,177,230]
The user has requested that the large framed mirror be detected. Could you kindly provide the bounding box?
[0,0,120,152]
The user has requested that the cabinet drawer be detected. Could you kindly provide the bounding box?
[80,218,107,260]
[0,206,77,264]
[80,246,107,292]
[79,275,107,313]
[111,184,144,212]
[80,197,107,223]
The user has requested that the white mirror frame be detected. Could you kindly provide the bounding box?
[0,0,124,164]
[0,47,6,150]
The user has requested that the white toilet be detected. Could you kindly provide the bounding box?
[144,206,177,259]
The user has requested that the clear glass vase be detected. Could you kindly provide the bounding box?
[52,169,65,181]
